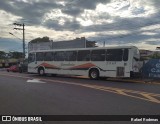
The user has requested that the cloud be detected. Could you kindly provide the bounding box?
[144,41,160,45]
[61,0,111,16]
[0,0,111,25]
[43,18,81,31]
[0,0,160,51]
[0,0,62,25]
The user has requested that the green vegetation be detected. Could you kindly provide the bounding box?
[0,51,23,59]
[0,51,23,67]
[151,52,160,59]
[30,36,50,43]
[0,51,6,59]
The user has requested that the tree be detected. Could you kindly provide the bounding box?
[86,40,97,47]
[151,52,160,59]
[0,51,6,59]
[30,36,50,43]
[7,51,23,59]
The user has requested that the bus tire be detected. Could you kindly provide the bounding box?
[89,69,99,80]
[38,67,45,76]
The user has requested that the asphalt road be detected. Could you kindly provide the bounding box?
[0,71,160,117]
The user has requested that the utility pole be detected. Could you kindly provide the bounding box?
[103,41,105,47]
[13,23,25,58]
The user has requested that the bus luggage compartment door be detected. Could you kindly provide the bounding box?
[116,67,124,77]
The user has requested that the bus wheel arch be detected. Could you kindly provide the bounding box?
[38,66,45,76]
[89,68,100,80]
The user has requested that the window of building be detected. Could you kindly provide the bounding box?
[91,50,105,61]
[77,50,90,61]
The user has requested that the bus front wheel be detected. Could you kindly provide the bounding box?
[89,69,99,80]
[38,68,45,76]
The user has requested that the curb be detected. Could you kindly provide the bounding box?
[107,78,160,84]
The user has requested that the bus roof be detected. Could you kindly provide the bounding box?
[29,46,138,53]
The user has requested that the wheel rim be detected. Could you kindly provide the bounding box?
[91,71,97,79]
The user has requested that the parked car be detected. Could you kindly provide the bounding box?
[7,65,19,72]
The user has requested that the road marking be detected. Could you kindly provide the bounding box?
[27,79,46,83]
[140,94,160,104]
[71,84,160,104]
[0,73,160,104]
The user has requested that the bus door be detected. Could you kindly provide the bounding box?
[106,49,126,77]
[28,53,36,73]
[122,49,130,77]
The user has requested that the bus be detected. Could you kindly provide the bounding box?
[28,46,141,79]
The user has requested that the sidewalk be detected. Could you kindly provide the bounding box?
[0,68,7,71]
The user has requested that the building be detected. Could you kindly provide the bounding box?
[28,37,97,53]
[52,37,86,49]
[140,49,153,57]
[140,49,160,60]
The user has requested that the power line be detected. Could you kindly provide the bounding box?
[13,23,26,58]
[9,32,22,40]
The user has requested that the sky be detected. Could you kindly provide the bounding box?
[0,0,160,53]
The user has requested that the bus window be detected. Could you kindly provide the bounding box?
[123,49,128,61]
[36,52,44,61]
[106,49,123,61]
[44,52,53,61]
[28,53,35,63]
[77,50,90,61]
[65,51,77,61]
[133,48,140,61]
[91,50,105,61]
[54,51,66,61]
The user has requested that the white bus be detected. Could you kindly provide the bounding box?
[28,46,140,79]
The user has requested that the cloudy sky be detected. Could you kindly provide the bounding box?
[0,0,160,52]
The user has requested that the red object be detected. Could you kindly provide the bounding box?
[7,65,19,72]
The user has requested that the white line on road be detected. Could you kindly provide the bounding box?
[27,79,46,83]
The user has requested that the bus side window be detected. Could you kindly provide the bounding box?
[28,53,35,63]
[54,51,65,61]
[106,49,123,61]
[77,50,90,61]
[70,51,77,61]
[123,49,128,61]
[44,52,53,61]
[91,50,105,61]
[36,52,44,61]
[65,51,77,61]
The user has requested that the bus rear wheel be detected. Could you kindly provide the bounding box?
[89,69,99,80]
[38,68,45,76]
